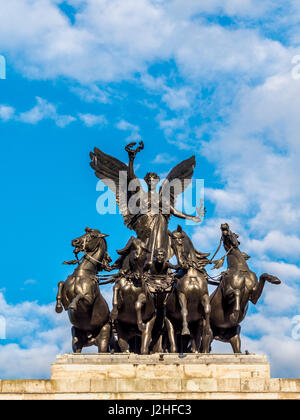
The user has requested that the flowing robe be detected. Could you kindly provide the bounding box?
[129,191,173,262]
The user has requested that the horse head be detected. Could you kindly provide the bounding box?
[128,238,149,280]
[220,223,240,251]
[170,225,191,269]
[71,227,109,256]
[131,238,149,262]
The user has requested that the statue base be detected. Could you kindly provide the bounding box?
[1,353,300,399]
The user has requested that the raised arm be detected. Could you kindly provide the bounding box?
[125,141,144,181]
[170,204,201,223]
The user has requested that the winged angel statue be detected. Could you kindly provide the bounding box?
[90,141,202,263]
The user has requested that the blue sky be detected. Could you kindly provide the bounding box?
[1,0,300,379]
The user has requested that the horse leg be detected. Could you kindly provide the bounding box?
[111,282,120,321]
[229,289,241,324]
[214,325,241,354]
[135,293,147,332]
[200,294,213,353]
[178,292,190,335]
[141,316,156,355]
[96,322,111,353]
[117,325,130,353]
[71,326,84,353]
[152,335,163,353]
[165,317,177,353]
[55,281,65,313]
[251,273,280,304]
[201,318,213,353]
[69,279,95,311]
[230,334,241,353]
[229,326,242,353]
[68,293,85,311]
[190,338,197,353]
[188,322,201,353]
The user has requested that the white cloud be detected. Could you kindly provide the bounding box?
[152,153,176,164]
[0,0,292,85]
[240,305,300,378]
[246,231,300,259]
[0,105,15,121]
[201,71,300,238]
[116,119,141,142]
[1,98,110,129]
[162,87,194,110]
[205,188,249,213]
[71,84,111,104]
[158,115,187,141]
[78,113,107,127]
[257,261,300,282]
[0,343,63,379]
[166,0,278,20]
[0,292,70,378]
[242,334,300,378]
[24,279,37,286]
[19,97,76,127]
[262,283,300,314]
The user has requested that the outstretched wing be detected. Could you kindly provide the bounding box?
[159,156,196,207]
[90,147,140,226]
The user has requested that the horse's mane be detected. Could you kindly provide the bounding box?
[182,232,210,269]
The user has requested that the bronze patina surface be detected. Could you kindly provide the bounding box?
[56,142,280,354]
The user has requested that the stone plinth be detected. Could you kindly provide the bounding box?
[52,353,270,380]
[1,353,300,399]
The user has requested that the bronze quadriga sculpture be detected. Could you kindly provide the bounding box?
[56,142,281,354]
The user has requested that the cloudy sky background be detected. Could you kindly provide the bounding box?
[1,0,300,379]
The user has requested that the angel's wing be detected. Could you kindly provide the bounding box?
[90,147,141,227]
[159,156,196,207]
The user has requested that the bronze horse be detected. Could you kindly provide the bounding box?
[166,226,213,353]
[111,238,176,354]
[209,223,281,353]
[110,237,157,353]
[55,227,112,353]
[138,247,177,354]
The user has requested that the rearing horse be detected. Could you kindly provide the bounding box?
[55,227,112,353]
[209,223,281,353]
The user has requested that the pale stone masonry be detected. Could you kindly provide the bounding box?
[0,353,300,399]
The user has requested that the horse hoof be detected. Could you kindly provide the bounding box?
[55,303,63,313]
[261,273,281,284]
[181,327,190,336]
[268,275,281,284]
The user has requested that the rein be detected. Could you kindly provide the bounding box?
[62,237,105,267]
[208,237,223,263]
[209,233,233,270]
